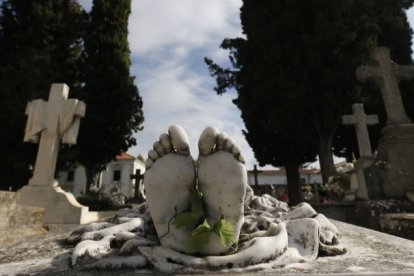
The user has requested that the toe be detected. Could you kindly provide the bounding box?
[216,132,228,150]
[224,137,235,152]
[145,158,154,169]
[153,141,165,157]
[198,126,219,155]
[159,133,173,153]
[232,144,241,156]
[232,145,245,163]
[168,124,190,155]
[148,149,159,161]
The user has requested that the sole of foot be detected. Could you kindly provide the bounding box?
[197,126,247,255]
[144,125,196,252]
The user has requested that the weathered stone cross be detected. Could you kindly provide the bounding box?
[24,83,86,187]
[252,165,262,188]
[342,103,378,158]
[130,169,144,199]
[356,47,414,125]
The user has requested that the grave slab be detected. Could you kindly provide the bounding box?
[1,220,414,275]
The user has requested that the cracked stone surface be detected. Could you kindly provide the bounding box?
[1,220,414,275]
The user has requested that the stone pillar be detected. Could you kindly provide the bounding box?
[373,125,414,198]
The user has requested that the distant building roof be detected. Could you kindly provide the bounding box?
[247,161,348,176]
[116,152,136,161]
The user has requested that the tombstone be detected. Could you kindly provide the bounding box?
[17,83,92,224]
[251,165,262,195]
[356,47,414,125]
[356,47,414,198]
[129,169,146,203]
[342,103,378,199]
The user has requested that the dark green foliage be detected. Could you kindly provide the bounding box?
[333,0,414,161]
[76,189,118,211]
[75,0,144,192]
[205,0,407,204]
[0,0,84,190]
[0,0,144,193]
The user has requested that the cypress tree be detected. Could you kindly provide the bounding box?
[76,0,144,192]
[0,0,84,190]
[206,0,380,203]
[333,0,414,161]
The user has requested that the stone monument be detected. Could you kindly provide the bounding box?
[356,47,414,198]
[17,83,93,224]
[63,124,345,271]
[342,103,378,199]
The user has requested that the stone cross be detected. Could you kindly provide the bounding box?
[356,47,414,125]
[342,103,378,158]
[24,83,86,187]
[130,169,144,199]
[252,165,262,188]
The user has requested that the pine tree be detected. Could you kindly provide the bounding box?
[76,0,144,192]
[0,0,84,190]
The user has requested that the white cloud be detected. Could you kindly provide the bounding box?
[132,53,257,167]
[75,0,262,169]
[122,0,260,168]
[129,0,243,56]
[77,1,414,171]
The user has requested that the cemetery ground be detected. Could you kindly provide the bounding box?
[1,216,414,275]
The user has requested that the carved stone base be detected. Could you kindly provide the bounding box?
[380,213,414,240]
[16,183,93,224]
[350,157,374,199]
[366,124,414,198]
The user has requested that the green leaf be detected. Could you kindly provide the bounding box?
[185,231,210,253]
[192,219,212,235]
[214,219,236,247]
[185,219,212,253]
[171,212,200,229]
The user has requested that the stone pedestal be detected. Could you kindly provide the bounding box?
[349,157,374,199]
[16,183,94,225]
[380,213,414,240]
[0,191,44,229]
[366,124,414,198]
[355,199,414,230]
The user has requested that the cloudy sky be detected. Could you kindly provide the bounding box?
[80,1,414,170]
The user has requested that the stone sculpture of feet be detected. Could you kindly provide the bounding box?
[144,125,196,252]
[198,126,247,255]
[145,125,247,255]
